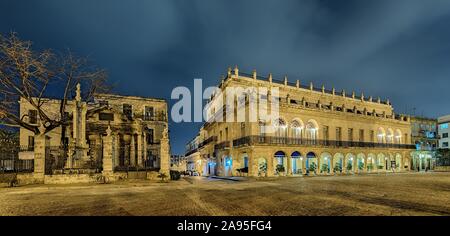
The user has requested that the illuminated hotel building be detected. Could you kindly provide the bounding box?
[185,67,415,177]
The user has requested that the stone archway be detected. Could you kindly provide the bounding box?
[356,153,365,172]
[274,151,287,175]
[344,153,355,173]
[224,155,233,176]
[306,152,318,175]
[367,153,376,172]
[333,153,344,174]
[257,157,267,177]
[377,153,386,171]
[320,152,332,174]
[395,153,402,172]
[290,151,303,175]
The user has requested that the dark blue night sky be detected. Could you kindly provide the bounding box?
[2,0,450,154]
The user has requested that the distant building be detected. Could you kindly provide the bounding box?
[170,154,187,172]
[410,116,438,171]
[438,115,450,149]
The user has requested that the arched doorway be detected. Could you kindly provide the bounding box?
[357,153,365,172]
[237,154,249,176]
[387,153,394,171]
[320,152,332,174]
[290,151,303,175]
[395,153,402,171]
[274,151,286,175]
[377,153,385,171]
[257,157,267,177]
[224,156,233,176]
[306,152,318,175]
[345,153,355,173]
[333,153,344,173]
[367,153,376,172]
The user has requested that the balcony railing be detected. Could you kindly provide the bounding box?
[214,141,231,150]
[232,136,416,149]
[198,136,218,149]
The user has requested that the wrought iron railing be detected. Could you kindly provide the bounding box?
[0,159,34,173]
[232,135,416,149]
[198,136,217,149]
[214,141,231,150]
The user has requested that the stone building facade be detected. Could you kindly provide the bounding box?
[18,84,170,176]
[410,116,438,171]
[186,67,415,177]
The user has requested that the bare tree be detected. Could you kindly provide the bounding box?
[0,33,110,144]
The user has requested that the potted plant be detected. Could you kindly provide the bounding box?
[358,161,364,171]
[309,162,317,175]
[258,163,267,177]
[334,162,342,174]
[321,164,329,174]
[276,164,285,175]
[346,162,353,172]
[367,163,373,172]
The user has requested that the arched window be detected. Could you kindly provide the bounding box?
[305,120,318,142]
[377,127,385,143]
[274,118,287,137]
[290,120,303,139]
[395,129,402,144]
[386,128,394,143]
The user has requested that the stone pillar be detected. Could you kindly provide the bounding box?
[130,135,136,167]
[102,126,114,174]
[317,157,321,175]
[34,134,49,177]
[137,133,143,167]
[353,157,358,174]
[159,127,170,175]
[287,156,292,176]
[248,152,257,177]
[302,157,306,175]
[267,156,274,177]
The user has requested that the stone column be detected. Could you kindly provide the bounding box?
[302,157,306,175]
[286,156,291,176]
[137,133,143,167]
[317,157,321,175]
[267,156,274,177]
[353,157,358,174]
[130,135,136,167]
[34,134,49,177]
[102,126,114,174]
[248,151,256,177]
[159,127,170,175]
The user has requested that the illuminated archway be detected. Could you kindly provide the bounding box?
[290,151,303,175]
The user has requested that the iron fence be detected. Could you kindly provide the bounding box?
[113,146,160,172]
[0,159,34,173]
[46,145,103,174]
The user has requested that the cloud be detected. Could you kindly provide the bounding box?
[2,0,450,153]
